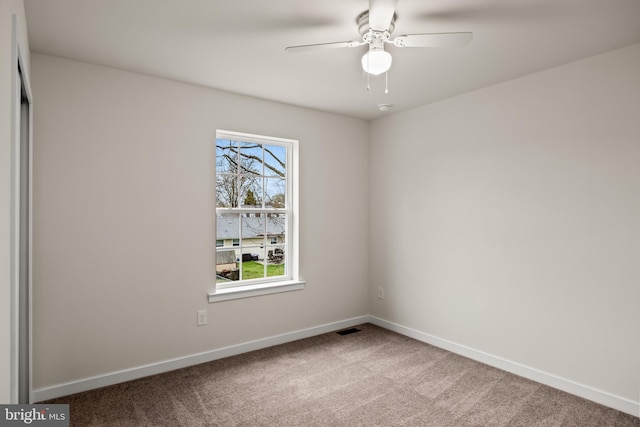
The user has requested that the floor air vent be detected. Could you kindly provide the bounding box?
[336,327,361,336]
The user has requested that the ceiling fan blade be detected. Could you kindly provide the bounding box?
[369,0,398,31]
[392,32,473,48]
[285,40,364,53]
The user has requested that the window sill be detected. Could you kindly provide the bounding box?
[208,280,305,303]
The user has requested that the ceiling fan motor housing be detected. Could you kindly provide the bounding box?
[357,10,396,38]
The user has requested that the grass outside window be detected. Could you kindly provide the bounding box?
[216,261,285,283]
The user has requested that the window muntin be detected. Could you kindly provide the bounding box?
[215,131,294,289]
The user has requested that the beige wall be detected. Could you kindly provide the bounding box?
[0,0,30,404]
[370,44,640,402]
[31,54,370,389]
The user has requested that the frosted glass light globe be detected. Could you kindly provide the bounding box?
[361,48,392,75]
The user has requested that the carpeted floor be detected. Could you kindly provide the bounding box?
[44,323,639,426]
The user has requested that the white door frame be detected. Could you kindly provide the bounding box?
[11,13,34,404]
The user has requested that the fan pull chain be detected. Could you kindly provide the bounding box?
[385,71,388,94]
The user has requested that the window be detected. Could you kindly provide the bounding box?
[211,130,303,302]
[216,239,223,247]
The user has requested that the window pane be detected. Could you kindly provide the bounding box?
[266,213,286,244]
[242,214,266,244]
[216,139,237,174]
[267,243,285,278]
[216,174,238,207]
[265,178,286,208]
[217,213,239,238]
[216,248,239,282]
[241,249,265,280]
[216,139,241,207]
[239,142,262,176]
[264,144,286,177]
[266,261,285,277]
[239,177,263,208]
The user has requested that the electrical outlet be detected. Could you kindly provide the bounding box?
[197,310,207,326]
[377,287,384,300]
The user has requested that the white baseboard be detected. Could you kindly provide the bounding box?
[369,316,639,418]
[32,315,370,403]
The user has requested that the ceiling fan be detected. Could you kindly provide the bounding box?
[285,0,472,78]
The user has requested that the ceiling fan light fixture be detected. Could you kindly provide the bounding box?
[361,47,392,75]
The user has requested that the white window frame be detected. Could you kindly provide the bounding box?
[209,130,304,303]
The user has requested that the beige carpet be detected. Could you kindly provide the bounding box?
[44,324,639,426]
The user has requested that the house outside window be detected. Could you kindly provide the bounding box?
[211,130,303,302]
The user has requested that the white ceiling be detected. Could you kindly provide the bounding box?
[24,0,640,120]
